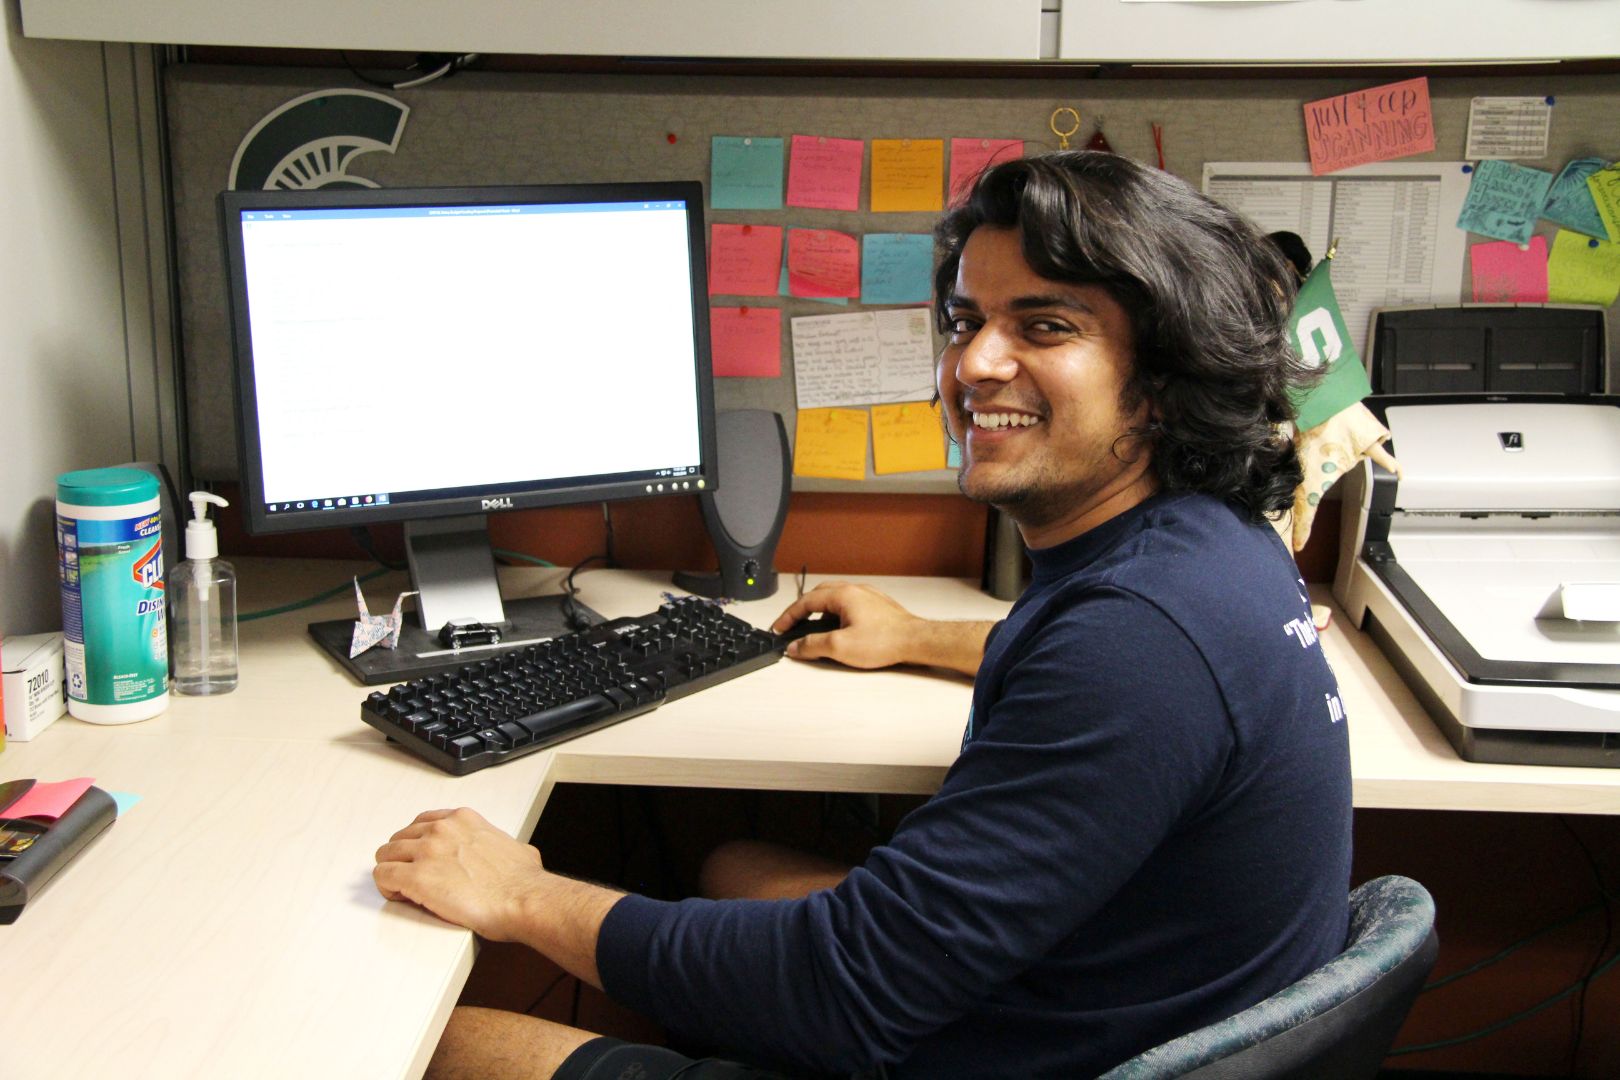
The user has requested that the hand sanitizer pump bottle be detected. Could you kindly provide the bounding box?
[170,492,238,695]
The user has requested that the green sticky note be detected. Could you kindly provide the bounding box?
[1288,261,1373,432]
[711,136,785,210]
[1548,229,1620,306]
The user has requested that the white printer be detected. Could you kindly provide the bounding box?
[1335,394,1620,766]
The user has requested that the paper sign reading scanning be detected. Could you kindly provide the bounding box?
[710,306,782,377]
[1303,77,1435,175]
[861,233,934,305]
[711,136,785,210]
[872,401,947,474]
[1464,97,1552,160]
[791,309,935,409]
[871,139,945,213]
[787,228,861,298]
[709,224,784,296]
[786,134,864,211]
[1457,160,1554,246]
[1588,164,1620,245]
[949,138,1023,204]
[1548,229,1620,306]
[2,777,95,821]
[1543,158,1611,240]
[1469,237,1549,302]
[793,408,869,481]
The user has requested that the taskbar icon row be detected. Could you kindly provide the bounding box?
[266,493,392,513]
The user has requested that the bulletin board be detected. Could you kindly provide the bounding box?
[167,65,1620,492]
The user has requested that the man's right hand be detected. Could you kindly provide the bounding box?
[772,582,992,678]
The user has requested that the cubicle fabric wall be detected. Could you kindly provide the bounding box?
[166,65,1620,487]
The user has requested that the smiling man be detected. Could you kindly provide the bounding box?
[374,152,1354,1080]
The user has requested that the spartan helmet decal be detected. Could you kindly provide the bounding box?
[228,89,410,190]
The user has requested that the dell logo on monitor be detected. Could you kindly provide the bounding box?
[1498,432,1524,452]
[481,497,514,510]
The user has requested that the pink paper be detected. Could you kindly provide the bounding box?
[708,224,784,296]
[709,306,783,377]
[1470,236,1550,302]
[1303,77,1436,176]
[3,777,95,820]
[786,134,864,211]
[787,229,861,298]
[949,138,1023,204]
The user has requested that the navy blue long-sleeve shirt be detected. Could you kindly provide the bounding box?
[597,492,1353,1077]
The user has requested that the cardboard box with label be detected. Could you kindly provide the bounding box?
[3,633,67,741]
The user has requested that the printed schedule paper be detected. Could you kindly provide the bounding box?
[1203,161,1470,361]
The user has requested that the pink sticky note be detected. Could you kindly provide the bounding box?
[1470,236,1550,302]
[949,138,1023,204]
[1303,77,1436,176]
[786,134,864,211]
[787,229,861,299]
[3,778,95,821]
[709,306,782,377]
[708,224,784,296]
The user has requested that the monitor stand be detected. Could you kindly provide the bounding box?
[307,514,603,685]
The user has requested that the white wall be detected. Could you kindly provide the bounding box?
[0,5,172,635]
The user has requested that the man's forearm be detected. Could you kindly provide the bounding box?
[904,619,996,678]
[510,871,626,991]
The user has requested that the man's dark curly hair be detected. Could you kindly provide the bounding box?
[933,151,1313,522]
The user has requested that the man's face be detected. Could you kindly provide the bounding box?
[937,226,1157,548]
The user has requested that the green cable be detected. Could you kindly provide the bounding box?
[239,567,393,622]
[1422,902,1602,992]
[493,548,557,568]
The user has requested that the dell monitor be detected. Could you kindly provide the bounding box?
[220,181,716,682]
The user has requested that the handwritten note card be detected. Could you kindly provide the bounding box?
[949,138,1023,204]
[871,139,944,213]
[790,309,936,409]
[786,134,863,211]
[1303,77,1435,175]
[861,233,934,305]
[1544,158,1610,240]
[787,228,861,298]
[1457,160,1554,246]
[1548,230,1620,306]
[872,401,947,474]
[1589,164,1620,244]
[709,224,783,296]
[1469,237,1548,302]
[709,306,782,377]
[711,136,785,210]
[793,407,869,480]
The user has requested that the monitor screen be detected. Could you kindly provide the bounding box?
[221,181,715,537]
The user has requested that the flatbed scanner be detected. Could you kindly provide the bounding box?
[1335,394,1620,767]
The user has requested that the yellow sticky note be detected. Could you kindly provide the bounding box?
[794,407,869,480]
[1547,229,1620,307]
[1586,163,1620,243]
[870,139,945,213]
[871,401,947,475]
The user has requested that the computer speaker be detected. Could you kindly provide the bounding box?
[674,409,791,601]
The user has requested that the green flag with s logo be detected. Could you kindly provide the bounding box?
[1287,259,1373,432]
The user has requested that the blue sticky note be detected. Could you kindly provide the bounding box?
[109,791,142,817]
[1457,159,1555,245]
[947,440,962,468]
[861,234,934,305]
[711,136,785,210]
[1543,157,1612,240]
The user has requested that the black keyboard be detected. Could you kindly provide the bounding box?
[360,595,785,775]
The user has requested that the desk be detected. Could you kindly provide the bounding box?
[3,558,1618,1079]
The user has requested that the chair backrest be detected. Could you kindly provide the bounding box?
[1099,875,1438,1080]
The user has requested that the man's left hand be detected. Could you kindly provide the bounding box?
[374,807,546,941]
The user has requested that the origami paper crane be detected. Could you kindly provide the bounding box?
[349,578,418,658]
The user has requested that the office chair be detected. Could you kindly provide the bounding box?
[1099,875,1438,1080]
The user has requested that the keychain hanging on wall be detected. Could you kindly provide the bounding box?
[1050,106,1081,150]
[1085,116,1113,153]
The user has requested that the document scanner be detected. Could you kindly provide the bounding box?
[1334,394,1620,767]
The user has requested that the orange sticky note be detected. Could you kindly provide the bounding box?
[793,407,868,481]
[1469,237,1548,302]
[709,306,782,377]
[949,138,1023,204]
[786,134,864,211]
[787,228,861,299]
[871,401,947,475]
[1303,77,1435,176]
[871,139,945,213]
[709,224,783,296]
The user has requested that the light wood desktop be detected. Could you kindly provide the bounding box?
[3,558,1617,1080]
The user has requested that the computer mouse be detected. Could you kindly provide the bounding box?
[777,612,843,647]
